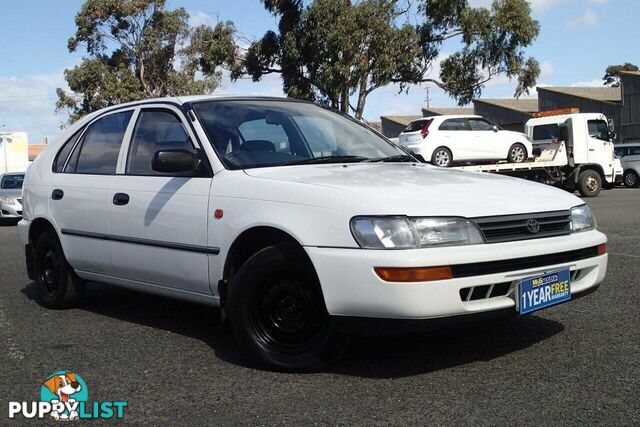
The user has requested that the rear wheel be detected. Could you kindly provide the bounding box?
[33,230,84,309]
[227,244,346,372]
[508,143,527,163]
[577,169,602,197]
[624,170,640,188]
[431,147,452,167]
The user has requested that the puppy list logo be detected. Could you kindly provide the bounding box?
[8,371,128,421]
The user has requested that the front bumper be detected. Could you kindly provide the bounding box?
[0,201,22,218]
[305,230,607,319]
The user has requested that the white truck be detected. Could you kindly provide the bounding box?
[0,131,30,173]
[453,111,617,197]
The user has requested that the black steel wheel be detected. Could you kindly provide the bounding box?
[227,244,346,371]
[33,229,84,309]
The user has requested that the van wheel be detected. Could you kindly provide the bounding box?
[624,170,640,188]
[33,230,84,309]
[227,244,346,372]
[431,147,452,167]
[577,170,602,197]
[508,144,527,163]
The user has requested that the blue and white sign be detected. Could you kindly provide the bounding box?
[519,268,571,314]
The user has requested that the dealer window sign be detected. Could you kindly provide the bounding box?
[8,371,128,421]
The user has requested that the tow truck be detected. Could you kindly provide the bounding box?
[452,109,617,197]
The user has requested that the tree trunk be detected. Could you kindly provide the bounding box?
[354,77,368,120]
[340,88,349,115]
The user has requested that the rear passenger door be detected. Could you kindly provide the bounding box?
[107,106,214,295]
[438,118,474,160]
[467,118,499,159]
[50,109,134,275]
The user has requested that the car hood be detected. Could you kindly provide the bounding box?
[243,163,583,217]
[0,189,22,199]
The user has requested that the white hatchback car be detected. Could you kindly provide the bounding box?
[399,115,533,167]
[19,96,606,371]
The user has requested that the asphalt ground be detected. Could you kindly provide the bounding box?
[0,188,638,425]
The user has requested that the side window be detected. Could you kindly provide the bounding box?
[629,146,640,155]
[587,120,609,142]
[238,119,291,153]
[69,111,133,174]
[468,118,494,131]
[127,110,195,175]
[53,128,84,173]
[439,119,469,131]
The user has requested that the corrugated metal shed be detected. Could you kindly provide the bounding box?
[620,71,640,142]
[473,99,539,132]
[380,115,422,138]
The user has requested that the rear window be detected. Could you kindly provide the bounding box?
[532,124,561,141]
[405,120,427,132]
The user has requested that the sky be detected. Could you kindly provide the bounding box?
[0,0,637,144]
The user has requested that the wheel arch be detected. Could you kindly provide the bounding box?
[28,217,58,246]
[221,226,314,302]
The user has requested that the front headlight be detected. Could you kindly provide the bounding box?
[350,216,485,249]
[0,196,15,205]
[570,205,596,232]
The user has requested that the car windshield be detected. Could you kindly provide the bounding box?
[0,174,24,189]
[192,100,407,169]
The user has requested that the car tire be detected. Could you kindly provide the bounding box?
[624,170,640,188]
[431,147,453,167]
[577,169,602,197]
[227,243,347,372]
[33,229,85,309]
[508,143,527,163]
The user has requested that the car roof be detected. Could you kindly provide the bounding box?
[615,143,640,147]
[410,115,482,123]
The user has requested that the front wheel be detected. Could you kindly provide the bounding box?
[33,230,85,309]
[577,169,602,197]
[431,147,453,167]
[624,170,640,188]
[227,244,346,372]
[508,143,527,163]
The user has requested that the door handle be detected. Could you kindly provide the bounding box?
[112,193,130,206]
[51,189,64,200]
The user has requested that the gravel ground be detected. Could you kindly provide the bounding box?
[0,188,638,425]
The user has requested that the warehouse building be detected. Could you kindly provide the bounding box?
[380,78,640,142]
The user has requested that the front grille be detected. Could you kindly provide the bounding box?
[460,282,513,301]
[452,246,600,278]
[459,270,583,302]
[472,210,571,243]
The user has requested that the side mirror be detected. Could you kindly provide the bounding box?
[492,125,499,132]
[152,149,199,174]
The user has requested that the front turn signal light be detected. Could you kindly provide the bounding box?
[597,243,606,256]
[374,266,453,283]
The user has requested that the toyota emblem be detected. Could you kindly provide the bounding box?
[527,219,540,234]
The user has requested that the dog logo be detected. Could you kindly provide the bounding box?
[41,372,87,421]
[8,371,127,421]
[526,219,540,234]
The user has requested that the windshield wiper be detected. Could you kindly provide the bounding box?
[365,154,416,163]
[282,155,368,165]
